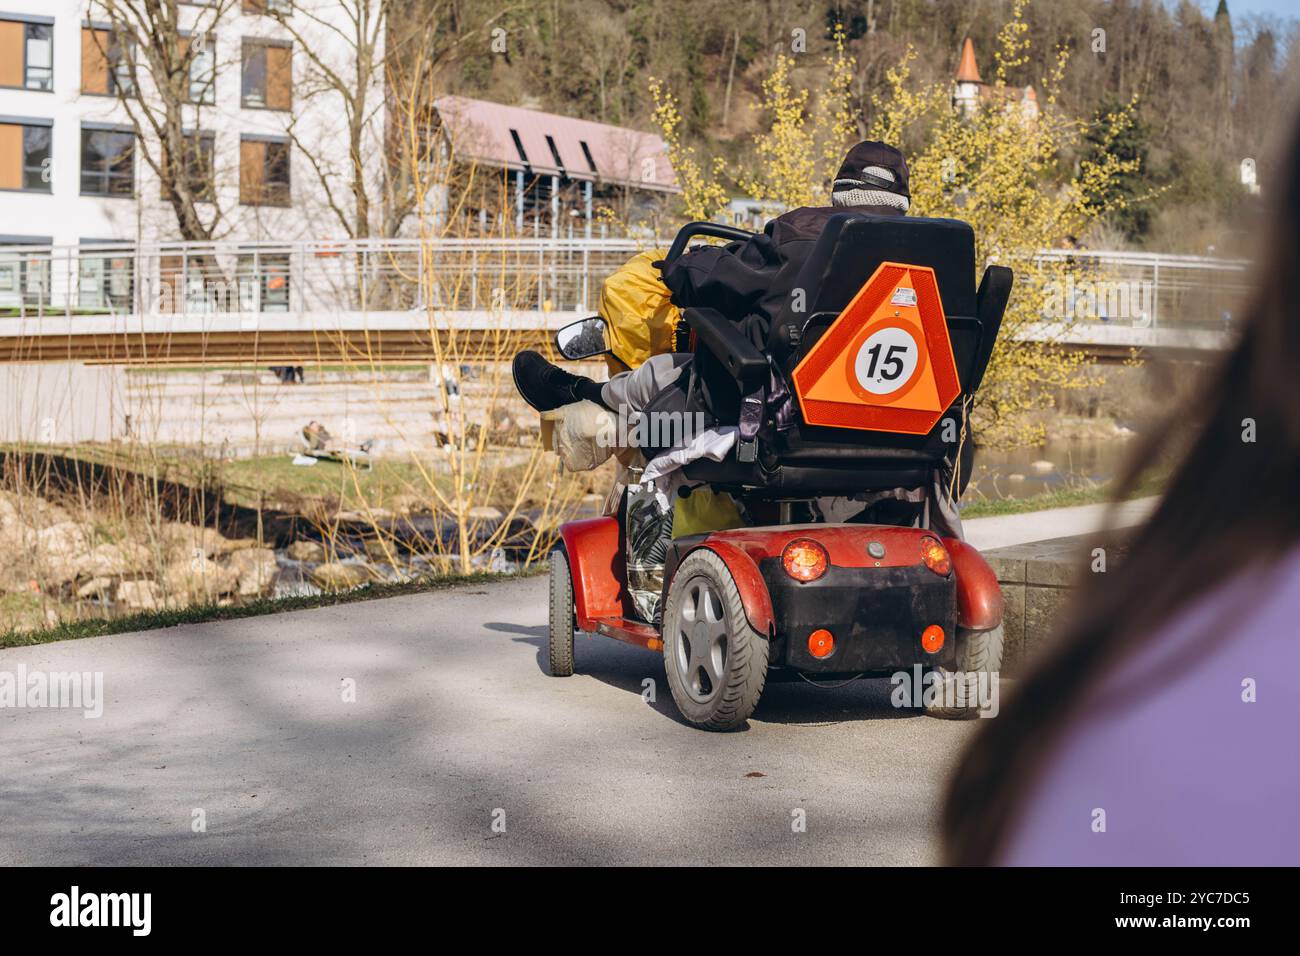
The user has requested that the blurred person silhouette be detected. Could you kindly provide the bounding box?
[943,117,1300,866]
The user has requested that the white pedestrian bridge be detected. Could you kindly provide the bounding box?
[0,238,1248,364]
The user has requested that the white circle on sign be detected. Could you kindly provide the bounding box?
[853,326,919,395]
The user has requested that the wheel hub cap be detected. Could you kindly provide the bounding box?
[675,577,728,704]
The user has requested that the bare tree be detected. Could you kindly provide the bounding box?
[268,0,515,241]
[88,0,236,241]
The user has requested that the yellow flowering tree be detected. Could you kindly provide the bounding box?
[739,25,858,211]
[652,25,857,217]
[866,2,1144,444]
[649,76,729,221]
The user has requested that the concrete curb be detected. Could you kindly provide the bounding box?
[984,531,1130,673]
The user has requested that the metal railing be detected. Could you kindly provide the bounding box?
[0,238,653,321]
[0,238,1254,333]
[1032,248,1252,330]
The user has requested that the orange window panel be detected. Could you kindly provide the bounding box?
[0,21,24,88]
[240,138,266,204]
[0,123,22,189]
[82,28,110,94]
[266,45,291,110]
[177,35,194,100]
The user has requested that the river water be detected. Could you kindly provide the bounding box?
[965,436,1138,501]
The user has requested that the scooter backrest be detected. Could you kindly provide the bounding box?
[771,213,988,394]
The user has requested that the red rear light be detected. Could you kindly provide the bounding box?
[808,629,835,658]
[782,538,828,582]
[920,536,951,576]
[921,624,945,654]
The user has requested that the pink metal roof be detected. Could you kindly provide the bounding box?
[433,95,679,192]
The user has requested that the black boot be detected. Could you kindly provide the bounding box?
[511,351,604,411]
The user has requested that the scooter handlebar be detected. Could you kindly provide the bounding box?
[664,221,757,264]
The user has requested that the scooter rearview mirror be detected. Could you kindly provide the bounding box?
[555,316,610,360]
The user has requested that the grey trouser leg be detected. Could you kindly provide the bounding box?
[930,468,965,540]
[600,352,693,414]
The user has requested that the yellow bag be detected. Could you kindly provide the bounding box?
[599,249,681,375]
[672,486,745,539]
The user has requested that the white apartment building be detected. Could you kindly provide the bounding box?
[0,0,385,310]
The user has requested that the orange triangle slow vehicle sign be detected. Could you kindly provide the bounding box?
[791,262,961,436]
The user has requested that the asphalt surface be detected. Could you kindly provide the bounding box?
[0,500,1153,866]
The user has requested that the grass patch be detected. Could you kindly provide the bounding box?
[4,442,462,512]
[0,565,545,649]
[213,455,445,510]
[960,471,1165,519]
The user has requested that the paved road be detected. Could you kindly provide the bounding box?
[962,497,1156,551]
[0,500,1152,866]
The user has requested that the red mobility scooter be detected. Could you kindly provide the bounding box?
[547,213,1012,730]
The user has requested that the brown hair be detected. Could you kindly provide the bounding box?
[943,119,1300,865]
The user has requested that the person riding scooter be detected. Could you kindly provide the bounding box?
[512,140,913,417]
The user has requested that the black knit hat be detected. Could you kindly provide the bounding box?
[832,141,911,207]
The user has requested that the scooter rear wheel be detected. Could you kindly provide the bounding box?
[924,624,1003,719]
[548,549,576,677]
[662,550,769,730]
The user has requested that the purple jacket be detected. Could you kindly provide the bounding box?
[1000,549,1300,865]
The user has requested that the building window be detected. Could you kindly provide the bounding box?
[184,131,215,200]
[237,250,290,311]
[0,18,53,90]
[20,124,49,190]
[240,136,290,206]
[0,120,52,192]
[509,129,528,164]
[81,27,134,95]
[184,33,216,104]
[0,237,53,312]
[163,131,215,202]
[544,134,565,171]
[77,244,135,311]
[241,39,291,110]
[159,132,215,202]
[24,22,52,89]
[243,0,293,14]
[158,253,224,313]
[81,126,135,197]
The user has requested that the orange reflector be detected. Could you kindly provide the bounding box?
[808,629,835,658]
[782,538,829,582]
[919,536,952,576]
[921,624,945,654]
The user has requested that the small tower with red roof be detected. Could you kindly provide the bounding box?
[953,37,984,115]
[952,36,1039,121]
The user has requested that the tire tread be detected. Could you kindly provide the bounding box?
[924,623,1003,719]
[548,550,576,677]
